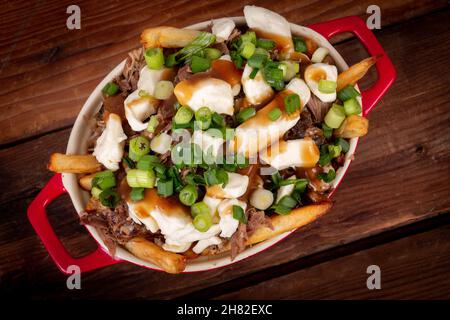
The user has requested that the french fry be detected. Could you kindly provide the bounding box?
[79,173,96,191]
[48,153,102,174]
[125,237,186,274]
[141,27,200,48]
[334,115,369,138]
[203,201,332,255]
[337,56,379,92]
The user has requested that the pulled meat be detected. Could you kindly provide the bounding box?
[115,48,145,95]
[284,109,314,140]
[306,94,331,123]
[230,208,273,260]
[304,127,325,145]
[80,199,152,255]
[174,64,192,84]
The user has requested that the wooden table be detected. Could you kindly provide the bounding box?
[1,0,450,299]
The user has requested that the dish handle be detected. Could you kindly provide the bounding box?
[27,173,120,274]
[309,16,396,116]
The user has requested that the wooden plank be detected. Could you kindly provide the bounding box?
[1,8,450,299]
[0,0,447,145]
[215,221,450,299]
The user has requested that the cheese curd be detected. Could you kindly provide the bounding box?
[93,113,127,171]
[241,64,274,105]
[174,77,234,115]
[193,236,222,254]
[124,90,158,131]
[206,172,249,199]
[212,18,236,42]
[191,130,225,159]
[138,66,175,96]
[260,138,320,170]
[304,63,338,103]
[217,199,247,238]
[276,175,296,203]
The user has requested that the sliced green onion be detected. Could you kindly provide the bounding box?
[324,103,346,129]
[174,106,194,124]
[147,115,159,133]
[263,62,285,90]
[195,107,212,130]
[337,85,360,102]
[240,31,256,44]
[336,138,350,153]
[191,201,210,218]
[167,167,183,192]
[130,187,145,201]
[254,47,269,57]
[129,136,150,161]
[322,123,333,139]
[193,211,213,232]
[328,144,342,158]
[165,53,178,67]
[236,107,256,123]
[311,47,330,63]
[99,189,119,208]
[230,50,244,69]
[268,108,282,121]
[138,89,150,97]
[92,170,116,190]
[122,155,135,169]
[271,171,282,187]
[284,93,301,114]
[102,82,119,96]
[91,187,102,199]
[157,179,173,197]
[256,38,275,50]
[232,205,247,224]
[154,163,167,179]
[295,179,308,192]
[154,81,174,100]
[240,42,256,59]
[175,32,216,62]
[249,68,259,79]
[211,112,226,128]
[136,155,160,171]
[179,184,198,206]
[204,167,228,186]
[293,37,307,53]
[319,145,332,166]
[273,195,297,215]
[281,61,299,81]
[318,79,337,94]
[343,97,362,115]
[204,48,221,60]
[126,169,156,188]
[318,169,336,183]
[144,48,164,70]
[247,54,267,69]
[190,55,211,73]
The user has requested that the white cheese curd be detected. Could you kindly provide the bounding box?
[162,239,192,254]
[285,78,311,108]
[220,55,241,96]
[127,203,159,233]
[203,195,222,216]
[243,5,293,57]
[212,18,236,42]
[191,130,224,159]
[217,199,247,237]
[276,175,296,203]
[93,113,127,171]
[192,236,222,254]
[259,138,320,170]
[304,63,338,103]
[137,66,174,96]
[150,132,172,154]
[174,77,234,115]
[124,90,158,131]
[241,64,274,105]
[206,172,249,199]
[244,5,291,40]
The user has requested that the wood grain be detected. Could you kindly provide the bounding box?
[0,0,447,146]
[1,8,449,299]
[215,221,450,299]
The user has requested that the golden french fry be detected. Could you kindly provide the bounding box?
[48,153,102,174]
[337,56,379,92]
[334,115,369,138]
[204,202,332,255]
[141,27,200,48]
[79,173,96,191]
[125,237,186,274]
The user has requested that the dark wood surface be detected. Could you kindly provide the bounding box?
[1,0,450,299]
